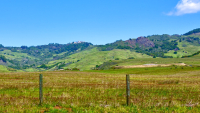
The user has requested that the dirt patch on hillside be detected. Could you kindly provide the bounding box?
[194,32,200,36]
[114,63,186,69]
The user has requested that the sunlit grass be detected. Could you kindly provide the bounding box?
[0,67,200,112]
[165,41,200,58]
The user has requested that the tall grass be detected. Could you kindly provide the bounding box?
[0,66,200,112]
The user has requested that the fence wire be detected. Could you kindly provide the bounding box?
[0,72,200,108]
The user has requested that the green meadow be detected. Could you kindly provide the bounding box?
[1,55,200,112]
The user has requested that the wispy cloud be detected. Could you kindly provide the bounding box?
[167,0,200,16]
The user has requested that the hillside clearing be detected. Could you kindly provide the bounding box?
[114,63,186,69]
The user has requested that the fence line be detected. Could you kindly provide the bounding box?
[39,74,43,105]
[1,72,200,109]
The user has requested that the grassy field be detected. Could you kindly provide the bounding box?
[94,54,200,70]
[0,65,9,72]
[1,64,200,112]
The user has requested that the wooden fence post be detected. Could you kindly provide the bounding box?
[126,74,130,106]
[39,74,43,105]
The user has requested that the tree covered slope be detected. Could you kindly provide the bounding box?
[0,28,200,71]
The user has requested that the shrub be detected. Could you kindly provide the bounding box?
[39,64,48,68]
[0,55,7,62]
[72,68,79,70]
[115,58,119,60]
[128,57,135,59]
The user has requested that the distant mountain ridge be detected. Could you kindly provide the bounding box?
[0,28,200,71]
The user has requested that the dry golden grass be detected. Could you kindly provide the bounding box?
[0,68,200,112]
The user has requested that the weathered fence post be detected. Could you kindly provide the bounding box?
[39,74,43,105]
[126,74,130,106]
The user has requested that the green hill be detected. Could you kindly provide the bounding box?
[165,41,200,58]
[0,28,200,71]
[46,47,152,70]
[0,42,92,71]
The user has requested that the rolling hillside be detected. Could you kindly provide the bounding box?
[0,28,200,71]
[165,41,200,58]
[46,48,152,70]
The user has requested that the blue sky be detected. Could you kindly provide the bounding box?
[0,0,200,47]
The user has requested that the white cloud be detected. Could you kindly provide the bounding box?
[167,0,200,16]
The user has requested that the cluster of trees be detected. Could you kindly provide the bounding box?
[182,51,200,58]
[117,45,131,49]
[97,34,183,58]
[19,42,92,58]
[0,55,7,62]
[183,36,200,45]
[0,44,4,48]
[184,28,200,35]
[39,61,72,70]
[4,42,92,58]
[128,57,135,59]
[0,42,92,70]
[138,39,179,58]
[94,61,118,70]
[98,40,130,51]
